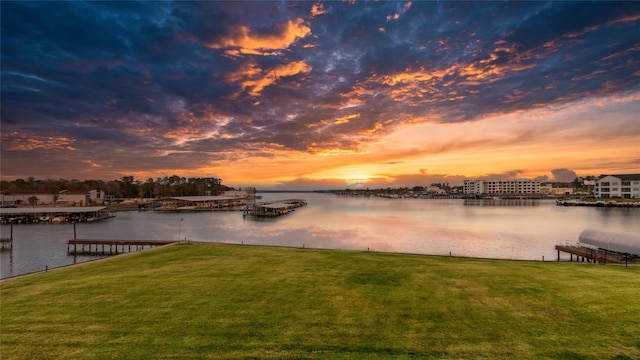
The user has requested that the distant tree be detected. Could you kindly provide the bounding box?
[27,196,39,206]
[119,176,138,198]
[572,177,581,189]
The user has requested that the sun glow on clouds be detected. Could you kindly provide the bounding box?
[211,93,639,189]
[2,2,639,185]
[1,132,76,151]
[224,59,312,97]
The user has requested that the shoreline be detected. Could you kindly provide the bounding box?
[4,240,637,283]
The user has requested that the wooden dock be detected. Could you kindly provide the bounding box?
[67,239,177,255]
[1,206,114,224]
[555,245,639,264]
[243,199,307,217]
[1,223,13,249]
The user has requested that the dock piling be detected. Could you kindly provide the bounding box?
[0,223,13,249]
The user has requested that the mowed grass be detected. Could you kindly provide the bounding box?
[1,243,639,359]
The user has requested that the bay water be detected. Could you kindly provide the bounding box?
[2,192,638,278]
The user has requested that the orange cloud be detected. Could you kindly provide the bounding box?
[310,2,328,17]
[249,60,312,96]
[207,18,311,56]
[1,132,76,151]
[335,113,360,125]
[386,1,411,22]
[82,160,102,169]
[225,59,312,97]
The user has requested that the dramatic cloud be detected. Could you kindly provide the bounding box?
[1,1,639,188]
[551,169,578,182]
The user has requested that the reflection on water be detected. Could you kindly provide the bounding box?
[463,199,541,207]
[2,193,638,278]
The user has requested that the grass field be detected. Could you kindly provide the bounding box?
[1,243,639,359]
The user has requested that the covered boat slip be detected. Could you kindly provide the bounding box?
[556,229,640,264]
[154,196,248,211]
[244,199,307,217]
[0,206,113,224]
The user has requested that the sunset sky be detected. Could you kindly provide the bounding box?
[1,1,639,189]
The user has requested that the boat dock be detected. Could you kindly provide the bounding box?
[555,244,639,264]
[555,200,639,208]
[0,206,114,224]
[0,223,12,249]
[243,199,307,217]
[67,239,177,255]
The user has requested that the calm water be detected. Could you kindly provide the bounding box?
[1,193,638,278]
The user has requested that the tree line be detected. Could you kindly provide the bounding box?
[0,176,234,199]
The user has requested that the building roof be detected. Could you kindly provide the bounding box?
[580,229,640,256]
[0,206,107,215]
[171,196,240,202]
[599,174,640,181]
[1,190,55,195]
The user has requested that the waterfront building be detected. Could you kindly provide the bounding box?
[463,179,541,196]
[0,189,105,207]
[595,174,640,199]
[540,184,574,197]
[57,189,106,205]
[1,190,55,206]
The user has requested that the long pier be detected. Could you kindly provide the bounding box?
[555,245,638,264]
[67,239,177,255]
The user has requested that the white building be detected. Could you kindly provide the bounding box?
[463,179,541,195]
[0,189,105,206]
[595,174,640,199]
[0,191,56,206]
[463,180,483,195]
[57,190,106,205]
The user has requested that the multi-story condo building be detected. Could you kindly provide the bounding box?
[595,174,640,199]
[463,179,541,195]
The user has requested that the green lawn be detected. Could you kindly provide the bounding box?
[1,243,639,359]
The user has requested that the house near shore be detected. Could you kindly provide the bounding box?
[595,174,640,199]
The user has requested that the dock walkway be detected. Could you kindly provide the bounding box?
[555,244,638,264]
[67,239,177,255]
